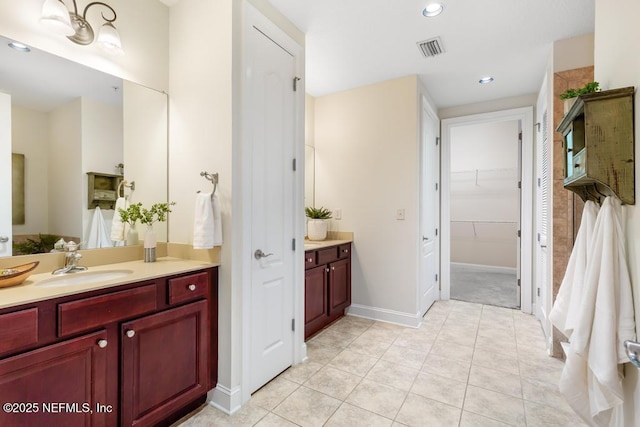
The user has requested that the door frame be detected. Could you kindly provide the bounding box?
[441,107,534,313]
[239,2,306,406]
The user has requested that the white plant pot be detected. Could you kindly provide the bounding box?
[307,219,328,241]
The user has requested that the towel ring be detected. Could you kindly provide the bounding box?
[117,180,135,198]
[199,171,219,196]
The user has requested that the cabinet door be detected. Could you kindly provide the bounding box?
[328,258,351,316]
[121,300,208,427]
[0,330,109,427]
[305,265,328,339]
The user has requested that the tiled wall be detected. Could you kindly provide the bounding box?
[551,66,593,357]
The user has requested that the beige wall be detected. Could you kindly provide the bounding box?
[439,94,538,119]
[553,33,595,73]
[314,75,421,317]
[594,1,640,424]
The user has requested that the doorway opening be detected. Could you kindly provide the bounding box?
[441,107,534,313]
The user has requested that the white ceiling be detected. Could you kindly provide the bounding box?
[268,0,595,108]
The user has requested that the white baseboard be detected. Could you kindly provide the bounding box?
[208,384,242,415]
[451,261,517,273]
[346,304,421,328]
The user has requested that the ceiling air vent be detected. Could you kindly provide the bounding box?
[417,37,444,58]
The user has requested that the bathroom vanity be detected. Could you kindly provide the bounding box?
[304,242,351,339]
[0,261,218,427]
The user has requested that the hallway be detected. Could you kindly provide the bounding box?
[178,300,585,426]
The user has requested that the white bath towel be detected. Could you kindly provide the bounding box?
[87,206,112,249]
[212,194,223,246]
[193,192,214,249]
[110,197,127,242]
[549,200,599,338]
[559,197,636,426]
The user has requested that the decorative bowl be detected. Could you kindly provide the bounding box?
[0,261,40,288]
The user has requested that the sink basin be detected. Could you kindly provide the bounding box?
[36,269,134,287]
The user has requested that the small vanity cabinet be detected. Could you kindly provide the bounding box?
[0,266,218,427]
[557,86,635,204]
[304,243,351,339]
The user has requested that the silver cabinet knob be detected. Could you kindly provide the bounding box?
[307,257,313,262]
[332,266,335,271]
[97,339,108,348]
[325,268,330,273]
[126,330,135,338]
[188,284,196,291]
[254,249,274,259]
[0,236,8,243]
[343,249,349,253]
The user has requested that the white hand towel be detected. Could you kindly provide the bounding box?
[193,192,214,249]
[549,200,599,338]
[559,196,636,426]
[212,194,223,246]
[87,206,112,249]
[110,197,127,242]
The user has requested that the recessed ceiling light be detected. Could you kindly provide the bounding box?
[8,42,30,52]
[479,76,494,84]
[422,3,444,17]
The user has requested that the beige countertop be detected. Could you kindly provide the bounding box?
[304,239,352,251]
[0,257,219,310]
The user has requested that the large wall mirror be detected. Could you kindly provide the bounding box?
[0,35,168,257]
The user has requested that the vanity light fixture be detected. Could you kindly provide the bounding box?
[479,76,494,84]
[8,42,31,53]
[40,0,123,56]
[422,3,444,17]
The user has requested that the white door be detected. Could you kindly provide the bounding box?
[419,99,439,315]
[247,24,296,393]
[535,84,550,337]
[0,93,12,257]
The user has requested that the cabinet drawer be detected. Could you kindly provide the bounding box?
[572,149,586,178]
[169,272,209,305]
[304,252,317,269]
[0,308,38,355]
[58,284,157,337]
[338,244,351,259]
[317,247,339,265]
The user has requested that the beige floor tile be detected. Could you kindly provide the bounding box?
[519,359,563,385]
[395,393,461,427]
[325,403,393,427]
[468,365,522,398]
[310,328,359,349]
[345,379,407,419]
[328,348,378,377]
[254,412,299,426]
[368,321,407,332]
[304,365,362,400]
[305,341,342,365]
[435,330,477,348]
[381,344,428,370]
[524,400,589,426]
[347,334,392,358]
[410,371,466,408]
[327,317,372,336]
[251,376,300,410]
[421,353,471,383]
[392,330,435,352]
[273,386,341,427]
[365,359,419,391]
[429,339,475,362]
[463,385,526,427]
[477,326,516,341]
[459,411,512,427]
[178,403,268,427]
[516,342,551,362]
[475,334,518,356]
[472,348,520,375]
[280,361,323,384]
[521,377,574,412]
[360,327,403,344]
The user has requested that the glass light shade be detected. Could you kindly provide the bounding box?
[422,3,444,17]
[40,0,74,36]
[97,22,124,56]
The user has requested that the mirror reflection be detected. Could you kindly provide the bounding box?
[0,35,168,257]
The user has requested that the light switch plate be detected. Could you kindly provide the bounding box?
[334,208,342,220]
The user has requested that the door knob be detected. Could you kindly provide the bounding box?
[625,340,640,368]
[254,249,274,260]
[422,236,429,241]
[0,236,8,243]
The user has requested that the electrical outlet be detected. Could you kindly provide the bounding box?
[396,209,405,220]
[334,208,342,220]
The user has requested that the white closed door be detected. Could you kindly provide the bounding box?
[247,24,296,393]
[0,93,12,257]
[420,99,439,315]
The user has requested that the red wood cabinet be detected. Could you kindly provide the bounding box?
[0,266,218,427]
[304,243,351,339]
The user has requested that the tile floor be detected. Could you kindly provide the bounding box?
[177,300,586,426]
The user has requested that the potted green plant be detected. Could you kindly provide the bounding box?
[118,202,143,246]
[140,202,175,262]
[560,81,600,114]
[305,206,332,241]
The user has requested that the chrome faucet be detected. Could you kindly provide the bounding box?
[52,241,88,275]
